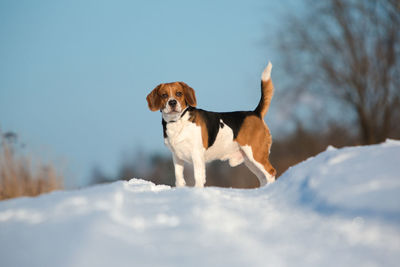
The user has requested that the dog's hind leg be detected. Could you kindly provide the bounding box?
[243,155,268,186]
[240,146,276,186]
[235,116,276,186]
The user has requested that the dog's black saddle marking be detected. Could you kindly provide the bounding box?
[191,108,255,148]
[161,106,256,148]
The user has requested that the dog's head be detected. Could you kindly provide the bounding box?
[146,82,197,116]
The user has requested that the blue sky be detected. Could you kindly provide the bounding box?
[0,0,299,187]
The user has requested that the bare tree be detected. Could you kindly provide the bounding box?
[278,0,400,144]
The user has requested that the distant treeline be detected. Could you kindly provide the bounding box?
[90,121,399,188]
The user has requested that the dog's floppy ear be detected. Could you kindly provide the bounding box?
[179,82,197,107]
[146,84,163,111]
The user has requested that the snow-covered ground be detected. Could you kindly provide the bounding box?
[1,140,400,267]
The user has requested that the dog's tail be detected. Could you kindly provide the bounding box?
[254,61,274,118]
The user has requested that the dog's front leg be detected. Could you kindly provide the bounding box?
[192,153,206,187]
[173,155,186,187]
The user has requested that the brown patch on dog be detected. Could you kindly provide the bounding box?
[235,115,276,176]
[188,111,208,149]
[146,84,163,111]
[178,82,197,107]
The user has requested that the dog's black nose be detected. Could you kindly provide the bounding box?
[169,99,177,107]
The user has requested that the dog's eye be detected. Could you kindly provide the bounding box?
[176,92,183,97]
[161,93,168,98]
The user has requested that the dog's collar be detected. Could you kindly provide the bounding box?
[165,106,193,123]
[180,106,191,118]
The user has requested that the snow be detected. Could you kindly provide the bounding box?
[1,140,400,267]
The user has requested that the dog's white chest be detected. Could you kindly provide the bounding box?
[164,119,204,162]
[164,116,240,164]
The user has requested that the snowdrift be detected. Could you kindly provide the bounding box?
[1,140,400,267]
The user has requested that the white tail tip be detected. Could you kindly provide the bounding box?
[261,61,272,81]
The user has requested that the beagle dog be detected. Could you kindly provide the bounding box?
[146,62,276,187]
